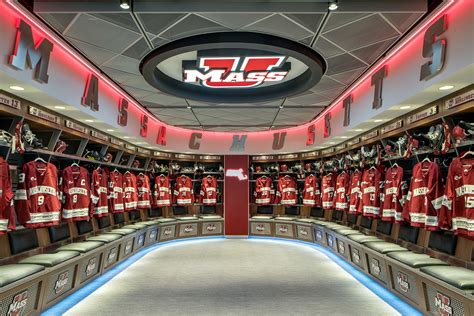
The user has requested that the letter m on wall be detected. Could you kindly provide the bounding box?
[9,20,54,84]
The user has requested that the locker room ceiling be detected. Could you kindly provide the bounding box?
[31,0,431,132]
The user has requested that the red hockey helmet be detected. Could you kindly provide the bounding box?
[280,164,288,172]
[255,166,263,173]
[132,160,140,168]
[304,163,312,171]
[453,125,467,143]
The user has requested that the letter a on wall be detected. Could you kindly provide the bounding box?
[156,126,166,145]
[82,74,99,111]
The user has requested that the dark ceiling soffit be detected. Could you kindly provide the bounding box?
[146,105,326,109]
[176,124,298,128]
[33,0,427,13]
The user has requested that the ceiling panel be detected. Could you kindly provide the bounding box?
[199,13,270,30]
[382,12,425,33]
[39,13,77,33]
[64,14,142,53]
[160,14,230,40]
[323,14,399,51]
[137,13,186,35]
[242,14,314,41]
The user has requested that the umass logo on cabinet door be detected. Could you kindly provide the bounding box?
[7,290,28,316]
[183,55,290,88]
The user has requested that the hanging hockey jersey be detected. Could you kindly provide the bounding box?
[254,176,274,205]
[60,165,91,221]
[137,173,152,209]
[174,175,194,205]
[15,160,61,228]
[348,170,362,214]
[321,173,336,209]
[108,170,124,213]
[334,172,350,211]
[359,167,383,217]
[123,172,138,211]
[91,168,109,217]
[0,157,15,234]
[276,176,297,205]
[402,160,444,230]
[439,156,474,238]
[302,174,321,206]
[155,175,171,207]
[201,176,218,205]
[381,166,407,222]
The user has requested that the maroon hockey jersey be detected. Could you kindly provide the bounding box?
[174,175,194,205]
[254,176,274,205]
[60,165,91,221]
[155,175,171,207]
[334,172,350,212]
[321,173,336,209]
[276,176,297,205]
[348,170,362,214]
[15,160,61,228]
[201,176,218,205]
[302,174,321,206]
[439,156,473,238]
[91,168,109,217]
[108,170,124,213]
[381,166,407,222]
[137,173,152,209]
[402,160,444,230]
[0,157,15,234]
[359,167,383,217]
[123,172,138,211]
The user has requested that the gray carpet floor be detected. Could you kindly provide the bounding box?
[65,239,399,316]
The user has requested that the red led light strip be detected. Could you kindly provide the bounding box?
[5,0,457,134]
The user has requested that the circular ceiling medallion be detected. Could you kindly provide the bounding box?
[140,32,326,103]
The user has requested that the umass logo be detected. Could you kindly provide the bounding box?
[7,290,28,316]
[183,55,290,88]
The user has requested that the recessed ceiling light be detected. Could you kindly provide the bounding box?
[400,105,411,110]
[279,105,284,109]
[123,136,130,139]
[106,129,114,132]
[374,119,384,123]
[439,85,454,91]
[354,129,363,132]
[339,136,348,139]
[120,0,130,9]
[85,119,94,123]
[328,1,338,10]
[328,142,335,144]
[9,85,24,91]
[54,106,65,110]
[186,105,192,109]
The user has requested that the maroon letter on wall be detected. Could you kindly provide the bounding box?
[140,115,148,137]
[306,125,315,145]
[82,74,99,111]
[156,126,166,145]
[9,19,53,83]
[189,133,202,150]
[117,98,128,126]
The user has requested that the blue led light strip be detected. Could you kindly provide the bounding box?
[42,236,421,316]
